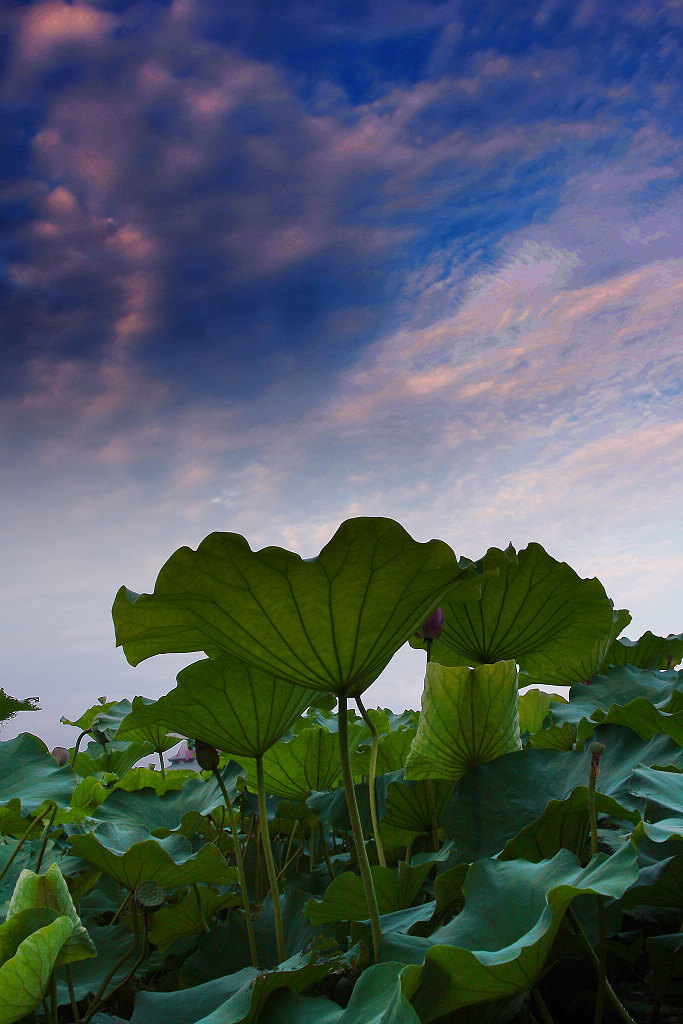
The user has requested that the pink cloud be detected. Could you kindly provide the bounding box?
[19,2,115,61]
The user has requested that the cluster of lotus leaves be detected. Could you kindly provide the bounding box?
[2,517,682,1024]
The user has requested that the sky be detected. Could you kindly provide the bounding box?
[1,0,681,750]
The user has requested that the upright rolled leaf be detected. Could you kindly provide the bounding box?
[404,661,520,782]
[113,517,483,696]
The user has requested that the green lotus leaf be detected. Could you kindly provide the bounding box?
[622,854,683,909]
[411,543,616,687]
[518,689,567,738]
[71,738,157,779]
[603,631,683,672]
[263,960,423,1024]
[442,724,681,861]
[148,886,238,951]
[352,727,417,778]
[117,696,192,752]
[55,923,146,1006]
[629,766,683,843]
[645,932,683,998]
[68,823,235,891]
[306,861,434,924]
[529,721,576,750]
[0,689,38,724]
[0,912,74,1024]
[132,947,345,1024]
[236,726,342,800]
[393,844,639,1021]
[91,763,245,837]
[404,661,520,782]
[60,697,119,735]
[117,654,317,759]
[548,665,683,749]
[115,766,196,794]
[0,733,78,817]
[113,517,483,696]
[498,786,639,863]
[383,775,453,835]
[433,863,469,917]
[7,862,95,966]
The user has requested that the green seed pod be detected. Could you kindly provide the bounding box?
[135,881,165,911]
[589,742,606,755]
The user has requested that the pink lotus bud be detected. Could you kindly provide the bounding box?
[414,607,444,640]
[51,746,69,765]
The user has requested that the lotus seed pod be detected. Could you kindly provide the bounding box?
[135,881,165,911]
[195,739,220,771]
[589,742,606,755]
[414,607,444,640]
[51,746,69,765]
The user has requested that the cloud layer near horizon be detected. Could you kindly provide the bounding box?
[1,0,681,746]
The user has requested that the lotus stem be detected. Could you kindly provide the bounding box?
[69,730,88,768]
[356,695,386,867]
[82,929,141,1023]
[212,768,259,969]
[157,749,166,779]
[66,962,81,1022]
[192,883,211,934]
[338,693,382,963]
[588,741,607,1024]
[319,822,335,880]
[256,754,287,963]
[35,802,58,872]
[48,969,58,1024]
[566,907,637,1024]
[532,988,555,1024]
[0,815,43,886]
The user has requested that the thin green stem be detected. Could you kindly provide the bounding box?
[69,731,88,768]
[532,988,555,1024]
[319,822,335,881]
[0,815,43,886]
[589,752,607,1024]
[256,755,286,963]
[35,803,58,873]
[212,768,259,969]
[356,695,386,867]
[192,883,211,934]
[48,969,58,1024]
[82,929,140,1023]
[66,962,81,1022]
[338,694,382,963]
[157,750,166,779]
[566,908,637,1024]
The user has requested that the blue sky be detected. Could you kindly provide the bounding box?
[1,0,681,747]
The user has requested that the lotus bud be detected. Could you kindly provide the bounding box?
[51,746,69,766]
[195,739,220,771]
[414,607,444,641]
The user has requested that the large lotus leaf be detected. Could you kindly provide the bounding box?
[498,786,639,864]
[148,886,238,951]
[629,766,683,843]
[410,543,616,687]
[115,766,197,794]
[442,724,682,861]
[352,727,416,778]
[518,689,567,738]
[132,948,344,1024]
[68,823,235,891]
[392,844,639,1021]
[117,654,317,759]
[383,775,453,835]
[529,721,576,751]
[306,861,434,924]
[71,738,156,779]
[0,911,74,1024]
[548,665,683,749]
[623,854,683,909]
[7,863,95,966]
[91,763,245,837]
[645,932,683,998]
[603,631,683,672]
[236,726,342,800]
[260,960,421,1024]
[113,517,484,696]
[0,733,78,817]
[404,661,520,782]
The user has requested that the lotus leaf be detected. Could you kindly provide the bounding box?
[518,689,567,738]
[404,661,520,781]
[7,862,96,966]
[410,543,616,687]
[236,726,342,800]
[69,823,236,891]
[0,733,78,817]
[603,631,683,671]
[113,517,483,696]
[307,861,434,924]
[0,911,74,1024]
